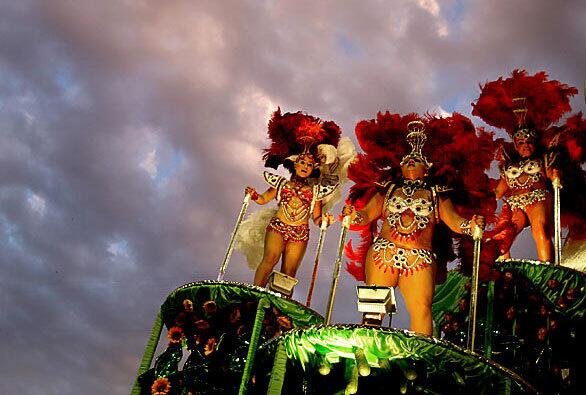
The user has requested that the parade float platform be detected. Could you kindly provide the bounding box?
[132,260,584,394]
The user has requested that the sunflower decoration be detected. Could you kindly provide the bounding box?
[202,300,218,315]
[204,336,217,356]
[151,377,171,395]
[166,326,184,346]
[182,299,194,312]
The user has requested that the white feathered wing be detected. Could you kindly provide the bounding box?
[234,207,277,270]
[319,136,356,213]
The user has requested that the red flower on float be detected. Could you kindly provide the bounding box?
[203,300,218,314]
[167,326,184,345]
[183,299,194,312]
[151,377,171,395]
[195,319,210,331]
[229,306,241,324]
[277,315,292,330]
[204,337,217,356]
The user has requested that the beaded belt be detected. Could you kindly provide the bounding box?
[372,237,435,276]
[506,189,547,210]
[266,217,310,243]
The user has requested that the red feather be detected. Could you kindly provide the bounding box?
[472,69,578,136]
[263,108,341,169]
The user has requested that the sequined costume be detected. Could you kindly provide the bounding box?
[369,181,443,275]
[502,158,549,211]
[263,171,337,244]
[266,218,310,243]
[371,237,435,275]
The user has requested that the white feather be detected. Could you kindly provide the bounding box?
[234,208,277,270]
[321,137,357,213]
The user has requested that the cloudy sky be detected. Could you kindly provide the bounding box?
[1,0,585,393]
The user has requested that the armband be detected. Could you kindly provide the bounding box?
[352,211,365,226]
[460,219,472,237]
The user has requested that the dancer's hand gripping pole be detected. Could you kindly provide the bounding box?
[553,177,563,266]
[306,216,329,307]
[467,225,484,351]
[218,193,251,281]
[325,215,351,324]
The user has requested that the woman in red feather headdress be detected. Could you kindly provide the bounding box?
[236,108,355,287]
[342,112,495,335]
[472,70,581,262]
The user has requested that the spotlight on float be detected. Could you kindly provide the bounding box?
[267,271,298,298]
[356,285,396,326]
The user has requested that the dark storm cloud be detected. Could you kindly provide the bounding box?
[1,0,584,393]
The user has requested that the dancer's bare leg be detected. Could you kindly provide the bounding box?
[502,209,528,259]
[365,247,399,287]
[399,265,435,336]
[526,197,553,262]
[281,241,308,278]
[254,231,285,286]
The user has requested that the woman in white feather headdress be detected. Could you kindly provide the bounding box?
[235,109,355,287]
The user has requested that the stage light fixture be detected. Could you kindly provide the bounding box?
[356,285,396,326]
[267,271,298,298]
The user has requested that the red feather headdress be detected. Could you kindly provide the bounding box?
[263,108,341,169]
[472,69,577,140]
[345,111,499,281]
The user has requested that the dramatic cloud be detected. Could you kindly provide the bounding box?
[1,0,584,393]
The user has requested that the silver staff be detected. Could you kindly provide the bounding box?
[306,216,328,307]
[218,193,251,281]
[325,215,351,324]
[553,177,563,265]
[467,225,484,351]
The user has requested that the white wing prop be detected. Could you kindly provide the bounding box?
[318,137,357,213]
[234,207,277,270]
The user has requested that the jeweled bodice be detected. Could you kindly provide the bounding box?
[279,181,313,222]
[504,158,545,190]
[384,181,435,242]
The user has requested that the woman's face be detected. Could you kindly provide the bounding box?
[294,155,316,178]
[401,156,427,180]
[514,137,535,158]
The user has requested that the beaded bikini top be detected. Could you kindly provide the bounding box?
[280,183,313,204]
[504,159,543,189]
[263,171,338,221]
[383,182,436,242]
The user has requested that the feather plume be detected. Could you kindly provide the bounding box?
[472,69,578,136]
[263,108,341,169]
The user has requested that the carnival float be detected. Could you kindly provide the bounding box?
[132,70,585,394]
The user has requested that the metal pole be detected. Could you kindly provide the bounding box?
[467,226,483,351]
[306,217,328,306]
[553,178,562,266]
[218,193,251,281]
[325,216,350,324]
[484,280,495,358]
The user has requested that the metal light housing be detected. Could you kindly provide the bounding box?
[267,271,298,298]
[356,285,396,326]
